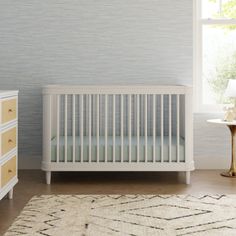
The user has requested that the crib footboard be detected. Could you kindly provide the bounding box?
[42,85,194,184]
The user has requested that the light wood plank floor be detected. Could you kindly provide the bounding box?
[1,170,236,235]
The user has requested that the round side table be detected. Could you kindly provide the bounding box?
[207,119,236,177]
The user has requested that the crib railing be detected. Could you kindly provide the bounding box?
[42,85,193,175]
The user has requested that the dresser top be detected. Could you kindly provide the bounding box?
[0,90,18,98]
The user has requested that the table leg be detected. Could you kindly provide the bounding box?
[221,125,236,177]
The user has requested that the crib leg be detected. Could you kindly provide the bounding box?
[178,171,191,185]
[46,171,51,185]
[185,171,191,185]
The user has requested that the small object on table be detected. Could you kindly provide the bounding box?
[207,119,236,177]
[223,106,235,122]
[224,79,236,120]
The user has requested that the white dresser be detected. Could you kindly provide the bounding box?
[0,91,18,200]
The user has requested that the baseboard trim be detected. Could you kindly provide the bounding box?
[194,155,229,169]
[18,155,41,169]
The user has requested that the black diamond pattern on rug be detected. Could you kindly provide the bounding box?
[4,195,236,236]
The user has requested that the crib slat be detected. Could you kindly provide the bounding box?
[137,95,140,162]
[177,94,180,163]
[64,95,68,163]
[153,95,156,162]
[105,95,108,162]
[72,95,76,163]
[80,95,84,162]
[145,94,147,162]
[97,95,99,162]
[88,95,91,163]
[169,94,172,162]
[56,95,60,163]
[113,95,116,162]
[121,95,124,163]
[128,95,132,162]
[161,95,164,162]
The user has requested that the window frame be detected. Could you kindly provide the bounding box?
[194,0,236,113]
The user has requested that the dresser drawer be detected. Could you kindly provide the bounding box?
[1,98,17,124]
[1,156,16,188]
[1,127,17,156]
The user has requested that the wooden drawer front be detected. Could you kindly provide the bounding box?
[1,127,17,156]
[1,98,17,124]
[1,156,16,188]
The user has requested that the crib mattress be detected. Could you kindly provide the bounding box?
[50,136,185,163]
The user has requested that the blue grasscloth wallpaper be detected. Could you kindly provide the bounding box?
[0,0,192,166]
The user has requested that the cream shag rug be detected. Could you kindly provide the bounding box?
[4,195,236,236]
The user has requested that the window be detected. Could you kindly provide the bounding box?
[195,0,236,112]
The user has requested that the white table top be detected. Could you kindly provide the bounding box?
[207,119,236,126]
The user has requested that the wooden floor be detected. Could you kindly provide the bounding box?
[1,170,236,235]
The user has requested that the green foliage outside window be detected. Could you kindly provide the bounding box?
[208,52,236,103]
[209,0,236,20]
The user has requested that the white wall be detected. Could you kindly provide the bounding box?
[0,1,198,169]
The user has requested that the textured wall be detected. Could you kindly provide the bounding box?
[194,113,230,169]
[0,0,193,166]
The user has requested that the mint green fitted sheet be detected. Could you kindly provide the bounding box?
[51,136,185,163]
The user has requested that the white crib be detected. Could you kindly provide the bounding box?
[42,85,194,184]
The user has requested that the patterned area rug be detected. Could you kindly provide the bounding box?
[4,195,236,236]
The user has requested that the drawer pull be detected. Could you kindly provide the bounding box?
[8,139,13,143]
[8,109,13,113]
[8,169,12,173]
